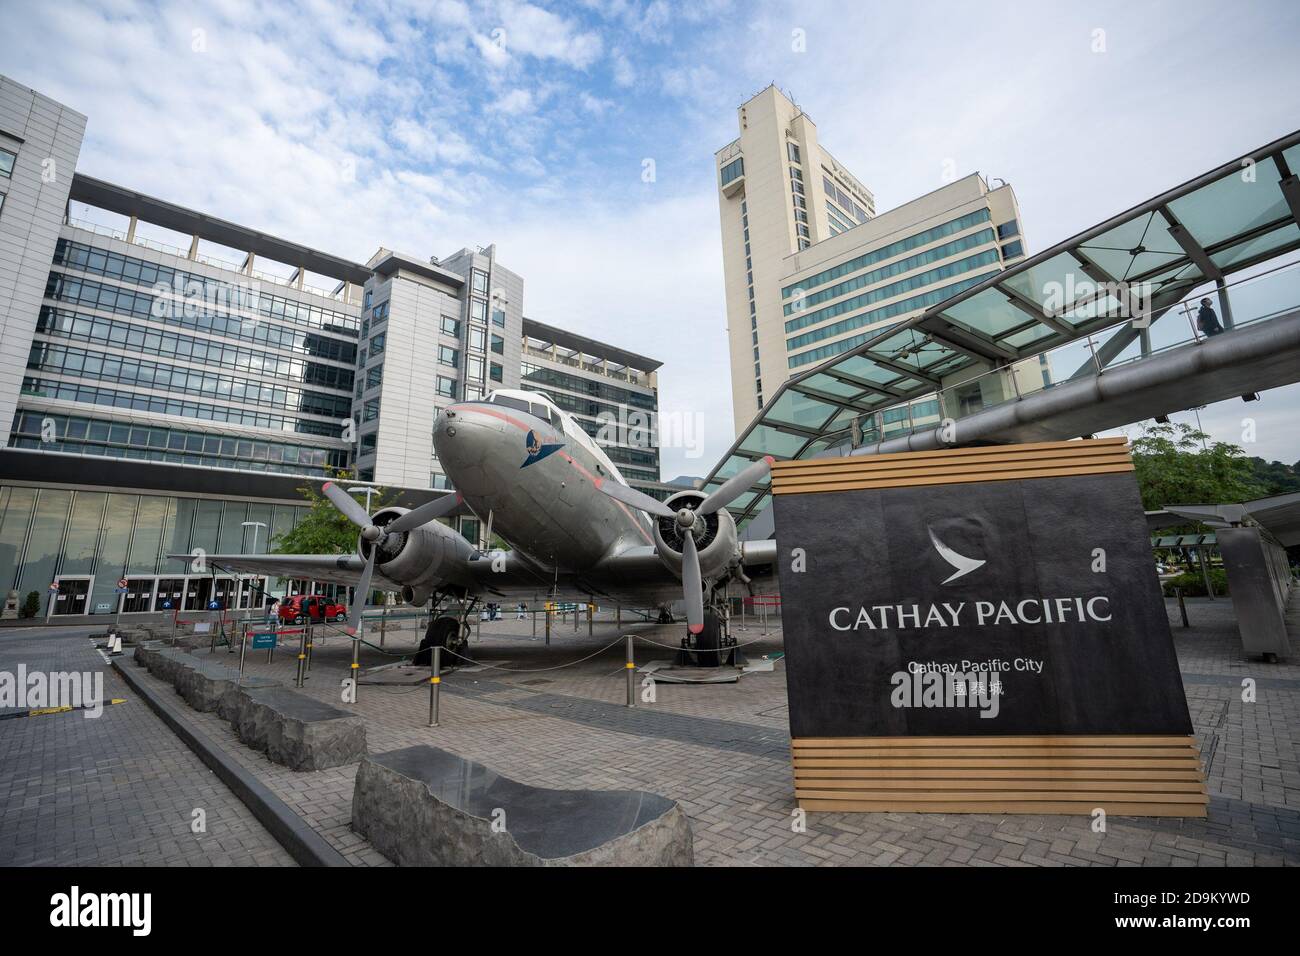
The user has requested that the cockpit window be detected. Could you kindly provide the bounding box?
[492,395,531,413]
[530,403,552,424]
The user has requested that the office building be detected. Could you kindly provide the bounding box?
[0,75,662,616]
[716,85,1030,433]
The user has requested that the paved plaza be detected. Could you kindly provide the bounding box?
[2,598,1298,866]
[0,626,293,866]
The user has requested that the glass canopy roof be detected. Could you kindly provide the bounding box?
[704,129,1300,527]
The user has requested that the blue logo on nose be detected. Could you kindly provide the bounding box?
[522,429,564,468]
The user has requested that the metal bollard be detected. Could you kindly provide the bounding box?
[428,645,442,725]
[545,608,551,646]
[380,607,387,649]
[625,636,636,708]
[296,628,307,687]
[237,632,247,686]
[1176,587,1190,628]
[350,637,360,703]
[588,604,593,636]
[305,623,314,672]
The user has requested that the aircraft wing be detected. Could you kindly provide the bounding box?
[166,553,406,593]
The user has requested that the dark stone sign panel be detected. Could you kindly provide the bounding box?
[774,471,1193,738]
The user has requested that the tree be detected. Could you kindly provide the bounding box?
[272,477,394,555]
[1130,422,1267,513]
[21,591,40,619]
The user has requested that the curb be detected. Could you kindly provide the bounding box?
[112,658,350,868]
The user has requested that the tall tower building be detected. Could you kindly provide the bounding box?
[715,86,1027,434]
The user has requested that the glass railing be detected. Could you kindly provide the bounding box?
[63,218,352,302]
[848,259,1300,448]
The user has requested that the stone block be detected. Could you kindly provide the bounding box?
[352,745,693,866]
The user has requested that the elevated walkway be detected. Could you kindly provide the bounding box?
[709,128,1300,530]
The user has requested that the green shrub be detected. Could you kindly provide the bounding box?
[20,591,41,618]
[1162,569,1229,598]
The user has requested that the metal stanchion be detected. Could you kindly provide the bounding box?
[616,604,621,630]
[267,631,275,664]
[1176,587,1190,628]
[545,607,551,646]
[237,631,248,686]
[305,623,314,673]
[171,609,178,647]
[380,607,387,649]
[428,646,441,727]
[588,604,593,635]
[531,606,536,638]
[350,637,360,703]
[296,627,307,687]
[625,636,636,708]
[573,606,579,632]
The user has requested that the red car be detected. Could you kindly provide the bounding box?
[279,594,347,624]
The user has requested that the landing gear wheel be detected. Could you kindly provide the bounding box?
[414,615,461,667]
[694,610,722,667]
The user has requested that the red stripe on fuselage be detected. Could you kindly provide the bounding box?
[452,402,653,546]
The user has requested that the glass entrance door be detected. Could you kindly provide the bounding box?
[53,577,91,615]
[123,578,155,613]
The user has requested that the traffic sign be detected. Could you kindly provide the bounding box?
[48,582,59,592]
[117,578,128,589]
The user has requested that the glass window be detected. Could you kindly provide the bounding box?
[436,376,457,398]
[467,355,485,381]
[489,362,503,382]
[720,157,744,186]
[490,334,505,354]
[440,316,460,337]
[997,220,1019,240]
[491,309,506,327]
[1001,240,1024,259]
[0,147,14,178]
[470,298,487,321]
[438,345,459,368]
[472,270,488,294]
[787,142,800,163]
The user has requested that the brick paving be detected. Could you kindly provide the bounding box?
[5,596,1298,866]
[0,626,294,866]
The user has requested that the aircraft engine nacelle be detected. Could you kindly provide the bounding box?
[651,490,738,583]
[359,507,476,597]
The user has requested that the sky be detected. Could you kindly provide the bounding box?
[1,0,1299,480]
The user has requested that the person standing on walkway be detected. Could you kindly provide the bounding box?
[1197,297,1224,337]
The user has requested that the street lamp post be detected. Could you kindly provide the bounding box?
[346,485,378,515]
[240,521,268,618]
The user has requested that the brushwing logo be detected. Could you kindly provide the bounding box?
[928,526,985,585]
[521,429,564,468]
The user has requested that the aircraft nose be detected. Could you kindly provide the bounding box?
[433,403,512,491]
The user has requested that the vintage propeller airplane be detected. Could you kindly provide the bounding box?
[189,389,779,661]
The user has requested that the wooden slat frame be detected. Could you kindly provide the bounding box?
[770,437,1134,495]
[790,735,1208,816]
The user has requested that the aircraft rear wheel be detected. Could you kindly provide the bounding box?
[414,616,461,667]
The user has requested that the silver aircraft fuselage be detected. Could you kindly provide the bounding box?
[432,395,656,572]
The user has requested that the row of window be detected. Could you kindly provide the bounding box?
[27,342,352,419]
[782,208,993,299]
[823,176,870,225]
[37,307,355,392]
[11,412,342,469]
[786,271,998,368]
[720,157,744,186]
[8,436,343,478]
[519,363,657,410]
[45,275,358,362]
[20,377,344,437]
[784,229,998,324]
[785,250,1002,348]
[54,239,360,334]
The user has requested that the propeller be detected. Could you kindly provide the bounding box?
[385,492,464,534]
[347,546,376,636]
[595,456,774,635]
[320,481,462,635]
